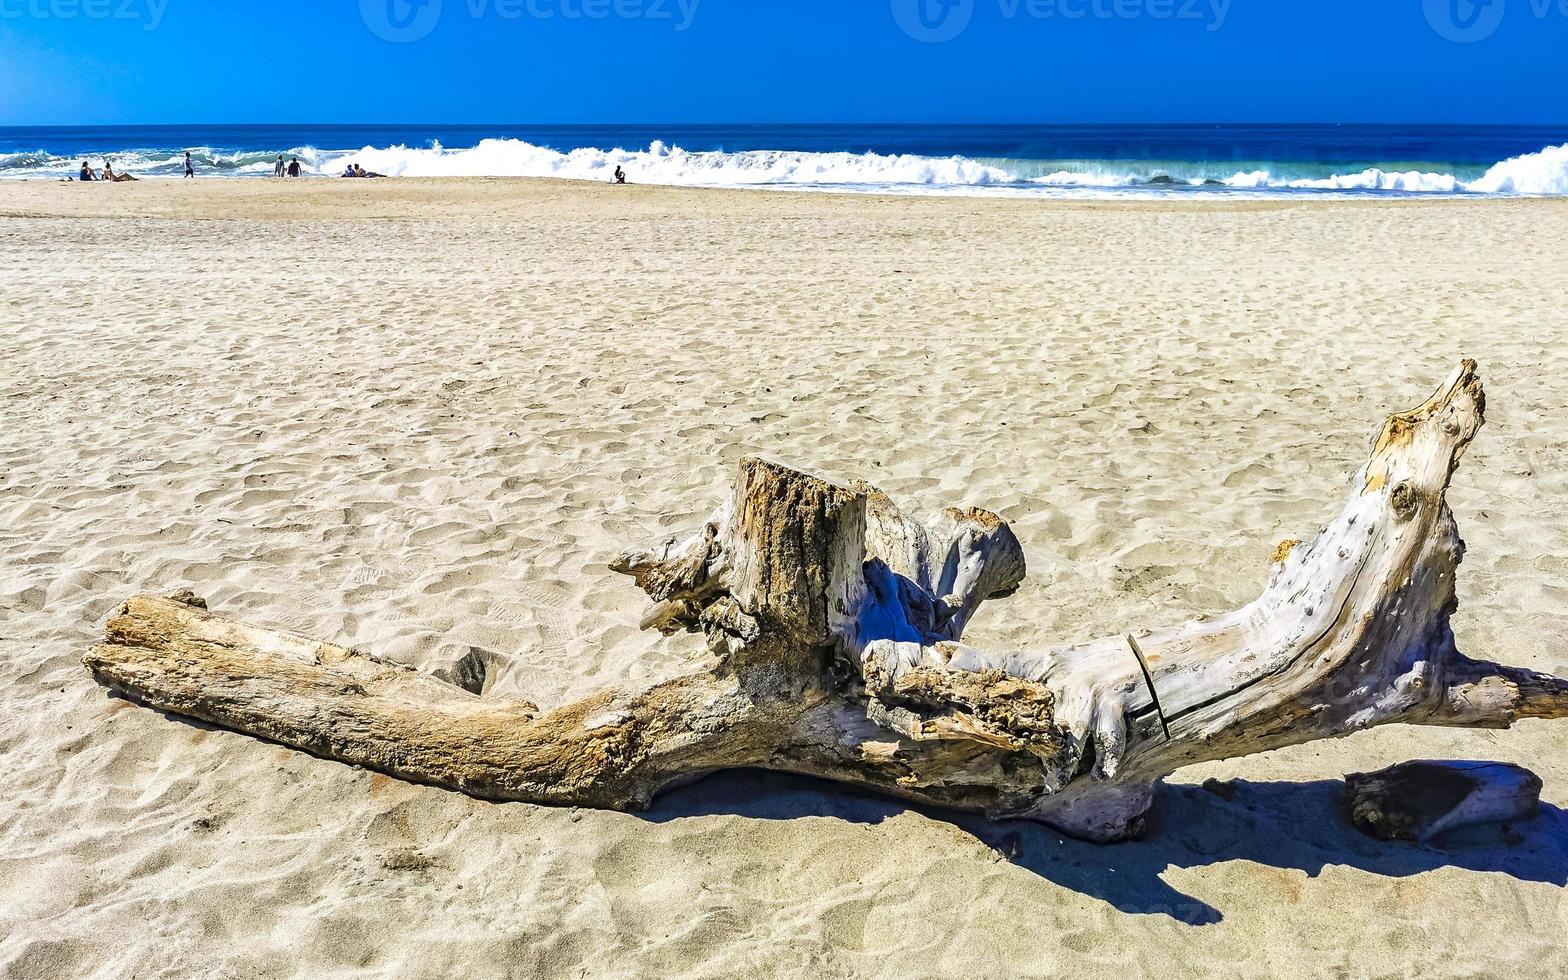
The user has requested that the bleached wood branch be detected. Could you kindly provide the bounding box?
[83,360,1568,842]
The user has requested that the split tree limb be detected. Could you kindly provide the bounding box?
[84,360,1568,842]
[87,593,789,811]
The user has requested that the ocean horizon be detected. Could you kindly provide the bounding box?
[6,122,1568,199]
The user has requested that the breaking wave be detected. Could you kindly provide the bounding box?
[299,138,1568,197]
[7,136,1568,198]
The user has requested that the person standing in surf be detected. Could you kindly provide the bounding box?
[184,152,195,178]
[274,155,286,178]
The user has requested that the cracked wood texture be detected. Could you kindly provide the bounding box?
[84,361,1568,842]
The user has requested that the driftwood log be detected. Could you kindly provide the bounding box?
[84,361,1568,842]
[1343,761,1542,843]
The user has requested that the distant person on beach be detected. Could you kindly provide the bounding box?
[288,157,302,178]
[341,163,385,179]
[613,166,626,184]
[274,155,287,178]
[184,152,194,178]
[79,161,96,181]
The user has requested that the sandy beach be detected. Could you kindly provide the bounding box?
[3,178,1567,978]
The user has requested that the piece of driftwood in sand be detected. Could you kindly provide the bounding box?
[1344,761,1542,843]
[84,361,1568,842]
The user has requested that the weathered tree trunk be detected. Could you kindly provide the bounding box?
[84,361,1568,841]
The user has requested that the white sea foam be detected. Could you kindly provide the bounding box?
[318,138,1568,198]
[6,137,1568,199]
[325,138,1020,188]
[1220,168,1466,193]
[1467,142,1568,194]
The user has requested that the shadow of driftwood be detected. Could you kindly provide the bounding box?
[102,683,1568,924]
[644,767,1568,925]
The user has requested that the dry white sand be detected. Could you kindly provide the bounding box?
[2,178,1567,978]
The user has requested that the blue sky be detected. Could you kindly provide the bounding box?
[2,0,1565,125]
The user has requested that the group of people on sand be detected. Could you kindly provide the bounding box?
[69,151,629,183]
[75,151,196,182]
[77,159,139,182]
